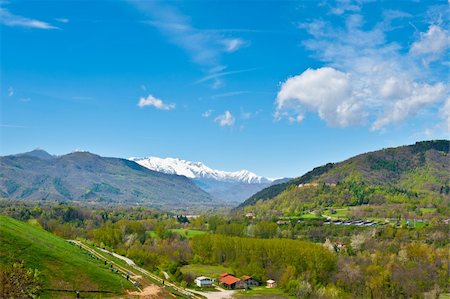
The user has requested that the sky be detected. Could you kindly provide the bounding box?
[1,0,449,178]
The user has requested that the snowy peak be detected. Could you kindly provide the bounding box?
[129,156,273,184]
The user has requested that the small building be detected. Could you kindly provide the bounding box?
[245,212,255,219]
[194,276,213,288]
[266,279,277,288]
[298,182,319,188]
[219,274,246,289]
[276,220,289,225]
[241,275,259,286]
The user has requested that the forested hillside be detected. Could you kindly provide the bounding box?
[240,140,449,215]
[0,150,216,211]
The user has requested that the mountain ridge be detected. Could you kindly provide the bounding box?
[239,140,450,208]
[129,156,289,202]
[0,150,217,211]
[129,156,274,184]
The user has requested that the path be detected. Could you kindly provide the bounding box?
[191,286,236,299]
[69,240,203,299]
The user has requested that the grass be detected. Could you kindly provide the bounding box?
[299,213,322,220]
[322,208,352,219]
[171,229,207,238]
[400,219,428,229]
[420,208,437,214]
[181,264,232,278]
[148,229,207,239]
[234,286,292,298]
[0,216,135,298]
[82,242,193,298]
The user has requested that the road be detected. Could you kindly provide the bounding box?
[191,286,236,299]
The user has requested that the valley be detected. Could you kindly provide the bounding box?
[0,140,449,298]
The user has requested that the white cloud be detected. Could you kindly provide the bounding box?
[137,94,175,110]
[221,38,247,52]
[131,1,248,86]
[202,109,214,118]
[372,80,446,130]
[410,25,450,64]
[210,91,248,99]
[276,67,366,127]
[130,1,253,88]
[327,0,362,15]
[215,111,235,127]
[0,7,59,29]
[278,10,449,131]
[8,87,13,97]
[196,68,258,84]
[440,97,450,132]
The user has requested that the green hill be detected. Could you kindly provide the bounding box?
[0,216,134,298]
[0,150,216,211]
[239,140,449,213]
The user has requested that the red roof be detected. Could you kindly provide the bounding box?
[241,275,251,281]
[219,272,230,278]
[220,275,241,285]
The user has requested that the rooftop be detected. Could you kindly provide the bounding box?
[220,275,241,285]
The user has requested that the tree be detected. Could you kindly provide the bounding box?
[155,222,169,239]
[0,261,42,299]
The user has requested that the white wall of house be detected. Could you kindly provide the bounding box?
[195,277,213,287]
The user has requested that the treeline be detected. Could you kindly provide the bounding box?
[191,234,337,285]
[0,199,166,239]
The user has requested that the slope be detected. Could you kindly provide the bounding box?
[0,151,216,211]
[0,215,135,298]
[240,140,449,208]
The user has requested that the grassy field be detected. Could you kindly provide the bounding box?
[181,264,232,278]
[298,213,322,219]
[171,229,207,238]
[322,207,352,219]
[148,229,207,239]
[0,216,135,298]
[233,286,292,298]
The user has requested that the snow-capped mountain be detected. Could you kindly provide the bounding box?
[129,156,286,203]
[129,157,274,184]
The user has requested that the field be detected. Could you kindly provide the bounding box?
[0,216,135,298]
[322,207,352,219]
[148,229,207,239]
[181,264,232,278]
[299,212,322,219]
[170,228,207,238]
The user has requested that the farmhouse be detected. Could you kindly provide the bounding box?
[241,275,259,286]
[219,273,246,289]
[194,276,213,288]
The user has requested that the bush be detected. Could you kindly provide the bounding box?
[0,261,42,299]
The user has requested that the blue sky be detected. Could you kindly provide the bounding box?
[1,0,449,178]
